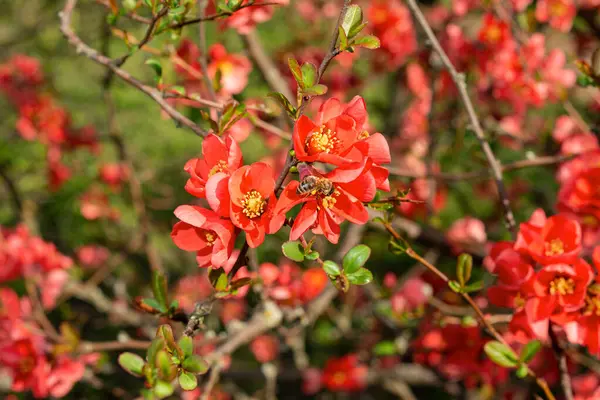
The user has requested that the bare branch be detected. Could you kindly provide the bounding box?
[59,0,208,137]
[404,0,517,237]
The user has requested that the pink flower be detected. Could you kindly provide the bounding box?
[250,335,279,363]
[208,44,252,96]
[446,217,488,254]
[171,206,236,268]
[535,0,576,32]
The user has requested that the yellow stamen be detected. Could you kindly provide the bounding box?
[208,160,228,177]
[544,238,565,256]
[241,190,266,218]
[205,232,216,245]
[549,277,575,296]
[305,125,340,154]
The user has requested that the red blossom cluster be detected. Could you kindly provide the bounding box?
[0,225,72,309]
[0,55,99,191]
[486,209,600,355]
[172,96,390,263]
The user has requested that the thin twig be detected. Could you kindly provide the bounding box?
[197,0,220,109]
[59,0,207,137]
[201,361,224,400]
[388,152,573,181]
[79,339,152,353]
[405,0,517,237]
[550,325,574,400]
[169,2,284,30]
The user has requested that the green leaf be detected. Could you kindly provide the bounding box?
[215,272,228,292]
[178,336,193,358]
[341,5,363,38]
[288,57,304,88]
[230,277,253,291]
[118,352,145,376]
[228,0,243,10]
[282,240,305,262]
[337,27,348,51]
[146,338,165,365]
[323,260,341,277]
[346,268,373,285]
[516,364,529,379]
[343,245,371,274]
[143,0,153,8]
[448,280,462,293]
[154,380,174,399]
[208,267,225,288]
[388,238,406,255]
[145,59,163,77]
[268,92,297,119]
[169,5,186,16]
[182,355,209,374]
[332,274,350,292]
[142,298,166,313]
[152,270,169,310]
[157,325,182,359]
[156,350,177,381]
[483,341,518,368]
[462,280,484,293]
[305,251,320,261]
[373,341,397,356]
[302,84,328,96]
[456,253,472,287]
[169,299,179,311]
[352,35,381,49]
[179,371,198,390]
[520,340,542,363]
[301,62,317,88]
[348,22,368,39]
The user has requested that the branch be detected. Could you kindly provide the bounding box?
[169,2,284,30]
[59,0,208,137]
[388,154,574,181]
[404,0,517,237]
[550,325,574,400]
[0,163,23,217]
[197,0,219,108]
[243,30,295,102]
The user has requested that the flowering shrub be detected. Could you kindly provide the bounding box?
[1,0,600,399]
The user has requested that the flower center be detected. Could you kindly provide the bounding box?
[208,160,228,177]
[357,130,369,140]
[241,190,266,218]
[305,126,339,155]
[19,357,34,374]
[332,371,347,385]
[544,238,564,256]
[584,295,600,317]
[583,215,598,227]
[321,195,337,209]
[485,26,502,43]
[205,231,216,246]
[549,277,575,296]
[550,2,566,17]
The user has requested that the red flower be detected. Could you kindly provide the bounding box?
[446,217,487,255]
[292,96,390,191]
[478,13,512,47]
[258,261,327,305]
[275,161,373,244]
[228,162,284,248]
[535,0,576,32]
[487,248,534,309]
[514,210,582,265]
[171,206,235,268]
[207,44,251,97]
[321,354,368,392]
[250,335,279,363]
[524,259,594,324]
[184,134,243,217]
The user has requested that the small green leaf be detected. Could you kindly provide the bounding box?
[352,35,381,49]
[145,59,163,77]
[208,267,225,288]
[282,240,305,262]
[156,350,177,381]
[483,341,518,368]
[154,380,174,399]
[388,238,406,255]
[179,371,198,390]
[338,27,348,51]
[169,5,186,16]
[182,355,209,374]
[169,299,179,311]
[332,274,350,292]
[462,280,484,293]
[228,0,243,10]
[146,338,165,365]
[305,251,320,261]
[346,268,373,285]
[215,273,228,292]
[348,22,368,39]
[341,5,363,38]
[323,260,341,277]
[268,92,297,119]
[288,57,304,88]
[456,253,472,287]
[178,336,193,358]
[516,364,529,379]
[158,325,182,359]
[520,340,542,363]
[373,341,397,356]
[152,270,169,310]
[302,84,328,96]
[230,277,253,291]
[343,245,371,274]
[448,280,462,293]
[301,62,317,88]
[142,298,166,313]
[118,352,145,376]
